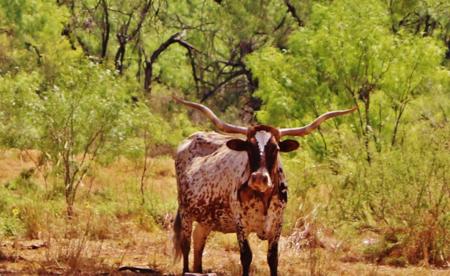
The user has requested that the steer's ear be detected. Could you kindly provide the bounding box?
[279,139,299,152]
[226,139,249,151]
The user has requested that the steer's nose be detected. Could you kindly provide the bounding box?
[251,172,269,185]
[261,174,269,184]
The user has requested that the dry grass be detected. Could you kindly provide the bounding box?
[0,149,449,275]
[1,231,449,275]
[0,149,36,183]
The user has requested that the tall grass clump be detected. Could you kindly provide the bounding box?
[0,169,64,239]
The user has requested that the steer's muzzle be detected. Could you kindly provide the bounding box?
[249,170,272,192]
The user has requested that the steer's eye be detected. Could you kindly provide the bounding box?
[264,143,278,171]
[265,144,278,159]
[267,143,278,153]
[251,144,260,155]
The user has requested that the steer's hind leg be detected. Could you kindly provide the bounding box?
[193,223,212,273]
[174,210,193,274]
[181,218,193,274]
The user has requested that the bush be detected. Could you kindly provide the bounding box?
[282,113,450,266]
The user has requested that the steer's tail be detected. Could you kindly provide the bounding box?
[172,209,183,263]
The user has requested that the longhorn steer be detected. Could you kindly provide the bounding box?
[173,97,356,276]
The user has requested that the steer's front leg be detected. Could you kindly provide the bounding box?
[236,226,252,276]
[267,237,279,276]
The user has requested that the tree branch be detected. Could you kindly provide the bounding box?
[200,69,246,102]
[144,31,199,93]
[24,42,43,65]
[283,0,305,27]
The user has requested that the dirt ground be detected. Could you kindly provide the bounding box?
[1,228,449,276]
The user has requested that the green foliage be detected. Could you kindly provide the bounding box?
[248,0,444,129]
[0,1,185,216]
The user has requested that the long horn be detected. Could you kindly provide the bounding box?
[279,106,357,137]
[173,96,248,135]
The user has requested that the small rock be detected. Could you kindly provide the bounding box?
[118,266,160,274]
[21,240,47,250]
[184,273,217,276]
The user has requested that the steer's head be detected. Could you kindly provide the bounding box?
[226,125,298,192]
[174,96,356,193]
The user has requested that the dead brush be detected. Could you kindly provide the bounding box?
[287,209,344,252]
[42,214,112,274]
[403,210,449,267]
[286,210,346,276]
[0,247,6,261]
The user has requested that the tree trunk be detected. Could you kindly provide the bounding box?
[100,0,110,59]
[140,131,151,205]
[115,41,126,74]
[144,60,153,93]
[363,94,371,164]
[391,104,407,146]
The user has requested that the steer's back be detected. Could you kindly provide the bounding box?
[175,132,249,231]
